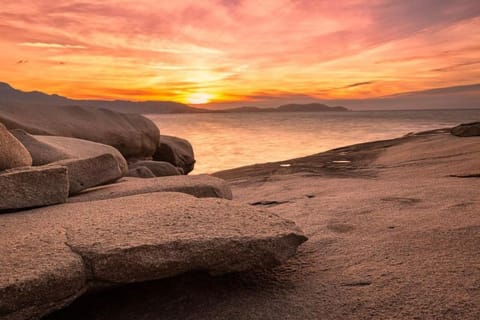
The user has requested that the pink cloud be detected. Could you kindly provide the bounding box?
[0,0,479,102]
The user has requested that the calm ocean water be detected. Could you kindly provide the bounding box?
[147,109,480,174]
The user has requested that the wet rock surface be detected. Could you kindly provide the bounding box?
[451,121,480,137]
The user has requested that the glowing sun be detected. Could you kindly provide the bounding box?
[187,92,212,104]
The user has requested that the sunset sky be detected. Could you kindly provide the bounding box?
[1,0,480,106]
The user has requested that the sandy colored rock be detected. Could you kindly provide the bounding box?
[0,192,306,320]
[125,166,156,178]
[12,132,128,175]
[0,124,32,171]
[69,175,233,203]
[10,129,73,165]
[451,121,480,137]
[50,130,480,320]
[0,104,159,159]
[153,135,195,174]
[50,154,124,195]
[129,160,181,177]
[0,166,68,210]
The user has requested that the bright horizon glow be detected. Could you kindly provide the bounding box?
[186,92,213,105]
[0,1,479,108]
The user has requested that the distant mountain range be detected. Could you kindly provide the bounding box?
[0,82,205,114]
[0,82,347,114]
[1,81,479,113]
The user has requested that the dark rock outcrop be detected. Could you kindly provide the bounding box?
[0,104,159,159]
[451,122,480,137]
[125,166,156,178]
[0,192,307,320]
[153,135,195,174]
[0,166,68,210]
[129,160,181,177]
[0,124,32,171]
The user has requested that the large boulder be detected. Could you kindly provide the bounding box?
[0,192,307,320]
[0,104,159,159]
[50,154,124,196]
[0,124,32,171]
[11,130,128,174]
[451,122,480,137]
[153,135,195,174]
[129,160,182,177]
[69,175,233,203]
[0,166,68,211]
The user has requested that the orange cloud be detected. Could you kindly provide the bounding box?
[0,0,479,105]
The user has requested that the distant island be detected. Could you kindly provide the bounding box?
[0,82,347,114]
[223,104,348,113]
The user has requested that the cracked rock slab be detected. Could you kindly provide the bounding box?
[0,192,307,320]
[68,175,233,203]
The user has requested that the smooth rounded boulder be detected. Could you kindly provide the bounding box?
[153,135,195,174]
[0,123,32,171]
[11,130,128,175]
[0,104,159,159]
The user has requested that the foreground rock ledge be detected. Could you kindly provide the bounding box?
[68,174,233,203]
[0,192,307,320]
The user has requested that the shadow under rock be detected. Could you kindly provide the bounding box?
[45,267,301,320]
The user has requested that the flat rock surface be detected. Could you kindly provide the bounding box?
[49,130,480,320]
[68,175,233,203]
[0,192,306,320]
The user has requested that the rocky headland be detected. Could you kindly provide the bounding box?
[1,99,479,320]
[0,102,307,320]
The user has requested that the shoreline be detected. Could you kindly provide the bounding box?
[48,124,480,319]
[212,127,450,181]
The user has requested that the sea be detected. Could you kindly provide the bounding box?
[147,109,480,174]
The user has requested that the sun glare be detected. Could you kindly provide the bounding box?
[187,93,212,104]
